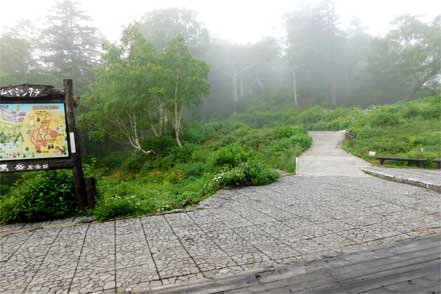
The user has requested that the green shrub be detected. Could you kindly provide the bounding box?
[168,144,197,163]
[210,145,253,168]
[121,152,149,173]
[208,161,278,189]
[0,171,75,224]
[369,112,400,127]
[143,136,176,154]
[182,162,207,178]
[94,198,138,221]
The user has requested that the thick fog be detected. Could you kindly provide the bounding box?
[1,0,440,43]
[0,0,440,115]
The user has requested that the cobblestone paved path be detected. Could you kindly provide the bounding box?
[1,132,440,293]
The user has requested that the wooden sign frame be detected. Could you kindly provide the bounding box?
[0,80,88,209]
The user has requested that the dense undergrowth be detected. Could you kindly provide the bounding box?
[1,94,439,224]
[0,124,311,223]
[232,95,441,164]
[343,95,441,164]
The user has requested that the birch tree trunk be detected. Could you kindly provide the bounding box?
[174,72,182,146]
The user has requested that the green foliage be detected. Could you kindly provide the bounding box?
[369,111,400,127]
[211,145,252,168]
[121,152,149,173]
[208,162,278,190]
[0,171,75,224]
[344,95,441,166]
[94,198,138,221]
[88,123,310,221]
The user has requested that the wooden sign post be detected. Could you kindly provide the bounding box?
[0,79,91,210]
[64,79,87,210]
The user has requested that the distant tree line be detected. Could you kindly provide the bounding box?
[1,0,440,115]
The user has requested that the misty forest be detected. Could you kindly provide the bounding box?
[0,0,440,223]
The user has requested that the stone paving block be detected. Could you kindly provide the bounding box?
[300,213,335,224]
[153,249,200,279]
[69,269,115,294]
[250,206,296,221]
[363,223,403,239]
[165,213,195,227]
[116,265,160,289]
[115,231,145,244]
[313,233,357,251]
[336,227,383,244]
[0,270,35,293]
[203,228,271,265]
[344,213,382,227]
[160,273,205,288]
[321,220,358,233]
[24,227,61,246]
[115,244,153,269]
[29,251,79,284]
[26,278,71,294]
[234,226,279,244]
[0,232,32,261]
[280,217,315,229]
[202,266,245,279]
[285,224,333,240]
[253,242,300,260]
[258,221,302,244]
[186,210,220,225]
[77,247,115,271]
[194,221,230,232]
[290,239,330,255]
[217,216,254,228]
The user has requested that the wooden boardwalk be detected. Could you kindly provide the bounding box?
[149,235,441,293]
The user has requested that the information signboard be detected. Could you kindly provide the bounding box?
[0,81,92,210]
[0,103,69,161]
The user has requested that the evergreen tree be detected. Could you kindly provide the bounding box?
[40,0,102,93]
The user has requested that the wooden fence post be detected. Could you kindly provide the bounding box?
[64,79,87,210]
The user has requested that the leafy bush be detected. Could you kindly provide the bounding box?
[369,112,400,127]
[121,152,149,173]
[345,95,441,166]
[210,145,252,168]
[205,161,278,192]
[94,198,138,221]
[0,171,75,224]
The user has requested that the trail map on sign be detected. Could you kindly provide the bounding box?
[0,103,69,160]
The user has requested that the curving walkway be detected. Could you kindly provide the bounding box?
[296,131,370,177]
[1,132,440,294]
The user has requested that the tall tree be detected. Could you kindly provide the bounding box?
[390,15,441,98]
[138,8,209,57]
[40,0,102,93]
[366,15,441,103]
[285,0,344,105]
[81,26,158,154]
[0,33,33,84]
[157,35,210,146]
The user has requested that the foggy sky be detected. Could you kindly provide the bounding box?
[1,0,440,43]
